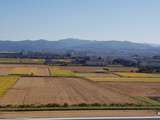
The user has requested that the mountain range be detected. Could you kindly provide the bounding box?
[0,38,159,57]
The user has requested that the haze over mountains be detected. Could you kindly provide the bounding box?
[0,38,159,57]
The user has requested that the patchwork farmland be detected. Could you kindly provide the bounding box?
[0,64,160,110]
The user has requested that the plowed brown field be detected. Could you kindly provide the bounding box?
[0,77,139,105]
[99,82,160,97]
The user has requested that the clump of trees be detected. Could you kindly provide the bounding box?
[138,65,160,73]
[112,58,137,67]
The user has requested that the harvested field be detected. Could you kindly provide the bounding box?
[11,66,49,76]
[87,77,160,82]
[0,67,14,75]
[114,72,160,78]
[99,82,160,97]
[49,67,77,77]
[0,77,139,105]
[0,76,18,97]
[77,73,118,78]
[0,64,49,76]
[105,66,138,72]
[59,66,105,73]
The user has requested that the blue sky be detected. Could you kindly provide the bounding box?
[0,0,160,43]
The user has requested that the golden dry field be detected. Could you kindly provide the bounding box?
[113,72,160,78]
[49,67,77,77]
[87,77,160,82]
[0,76,18,97]
[0,77,139,105]
[11,66,49,76]
[104,66,138,72]
[77,73,117,78]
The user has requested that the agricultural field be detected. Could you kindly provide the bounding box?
[104,65,138,72]
[113,72,160,78]
[0,66,14,75]
[97,82,160,106]
[0,64,50,76]
[77,73,117,78]
[58,66,106,73]
[11,66,49,76]
[87,77,160,82]
[0,76,18,97]
[0,64,160,109]
[49,67,77,77]
[98,82,160,97]
[0,58,45,64]
[0,77,139,105]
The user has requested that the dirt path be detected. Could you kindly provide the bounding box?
[0,110,156,118]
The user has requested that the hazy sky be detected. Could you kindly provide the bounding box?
[0,0,160,44]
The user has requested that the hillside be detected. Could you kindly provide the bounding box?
[0,38,159,57]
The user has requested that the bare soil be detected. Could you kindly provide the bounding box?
[0,77,138,105]
[99,82,160,97]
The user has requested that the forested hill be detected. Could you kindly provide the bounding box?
[0,38,159,56]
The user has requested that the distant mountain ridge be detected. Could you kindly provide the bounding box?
[0,38,159,57]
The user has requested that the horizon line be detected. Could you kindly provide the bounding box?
[0,38,158,45]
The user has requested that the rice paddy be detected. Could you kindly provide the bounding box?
[0,64,160,109]
[87,77,160,82]
[113,72,160,78]
[0,76,18,97]
[49,67,77,77]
